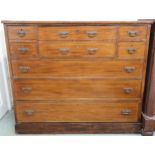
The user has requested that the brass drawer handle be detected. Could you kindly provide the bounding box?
[17,29,27,37]
[58,31,69,38]
[121,109,132,115]
[128,31,138,37]
[87,31,97,38]
[18,47,29,53]
[124,66,135,73]
[21,87,32,93]
[24,109,34,116]
[59,48,70,54]
[19,66,30,73]
[87,48,98,55]
[123,87,133,94]
[127,47,137,54]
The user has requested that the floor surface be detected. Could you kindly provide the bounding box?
[0,111,154,136]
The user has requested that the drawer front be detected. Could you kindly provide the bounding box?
[15,101,140,122]
[9,42,37,58]
[119,26,147,41]
[7,26,36,40]
[12,60,144,78]
[118,42,146,59]
[38,26,116,40]
[39,41,115,58]
[13,79,141,100]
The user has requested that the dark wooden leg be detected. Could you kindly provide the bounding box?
[141,113,155,136]
[141,129,153,136]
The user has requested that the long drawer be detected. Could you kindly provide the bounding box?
[13,79,142,100]
[38,26,116,40]
[11,60,144,78]
[15,100,140,122]
[39,41,115,58]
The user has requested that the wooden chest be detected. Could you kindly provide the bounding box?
[2,21,152,134]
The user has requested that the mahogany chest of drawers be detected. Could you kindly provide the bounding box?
[2,21,153,135]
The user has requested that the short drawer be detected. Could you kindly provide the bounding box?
[13,79,142,100]
[15,100,140,122]
[11,60,144,78]
[119,26,147,41]
[7,26,37,40]
[39,41,115,58]
[9,42,37,58]
[118,42,146,59]
[38,26,116,40]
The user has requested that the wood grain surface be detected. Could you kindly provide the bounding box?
[13,79,142,100]
[15,100,140,122]
[11,60,144,78]
[38,26,116,40]
[39,41,116,58]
